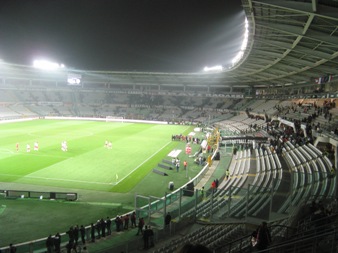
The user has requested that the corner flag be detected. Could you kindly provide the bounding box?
[116,174,118,181]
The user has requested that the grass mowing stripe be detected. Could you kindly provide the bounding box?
[0,122,208,247]
[0,120,191,192]
[116,125,191,184]
[112,126,193,193]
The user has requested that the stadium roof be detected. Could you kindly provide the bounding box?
[232,0,338,88]
[1,0,338,90]
[85,0,338,89]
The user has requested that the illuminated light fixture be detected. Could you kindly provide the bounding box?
[67,73,82,85]
[203,65,223,72]
[231,17,249,67]
[33,60,65,70]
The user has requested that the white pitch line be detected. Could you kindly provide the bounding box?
[14,152,69,159]
[3,125,191,187]
[116,125,191,184]
[0,173,112,185]
[115,141,172,184]
[28,130,95,138]
[0,149,15,154]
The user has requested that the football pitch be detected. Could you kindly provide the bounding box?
[0,119,193,193]
[1,119,209,246]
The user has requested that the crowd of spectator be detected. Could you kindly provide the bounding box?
[35,210,158,253]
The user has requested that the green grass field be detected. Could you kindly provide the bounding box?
[0,120,193,191]
[0,119,208,246]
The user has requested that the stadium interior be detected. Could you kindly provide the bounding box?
[1,0,338,252]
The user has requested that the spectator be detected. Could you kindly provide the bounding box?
[131,212,137,228]
[9,244,17,253]
[106,217,112,235]
[46,235,54,253]
[143,225,150,249]
[226,169,230,180]
[136,217,144,235]
[66,227,75,244]
[100,218,106,237]
[80,225,86,244]
[73,225,79,244]
[165,212,172,228]
[124,214,129,230]
[90,223,95,242]
[115,216,122,232]
[54,233,61,253]
[200,186,204,198]
[255,222,272,251]
[148,226,155,247]
[211,180,216,193]
[95,220,101,238]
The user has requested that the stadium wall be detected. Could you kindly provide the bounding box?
[44,116,168,125]
[0,117,40,124]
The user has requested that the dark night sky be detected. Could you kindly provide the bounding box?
[0,0,245,72]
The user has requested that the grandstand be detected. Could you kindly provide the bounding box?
[0,0,338,253]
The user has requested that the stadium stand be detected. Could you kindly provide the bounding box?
[1,1,338,252]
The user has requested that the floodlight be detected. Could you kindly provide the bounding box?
[33,60,65,70]
[203,65,223,72]
[67,73,81,85]
[231,17,249,67]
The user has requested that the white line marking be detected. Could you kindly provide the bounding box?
[115,141,172,184]
[1,140,174,187]
[116,125,191,184]
[3,125,191,187]
[0,149,15,154]
[0,173,112,185]
[27,131,94,137]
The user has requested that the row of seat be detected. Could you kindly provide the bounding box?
[279,142,335,214]
[153,224,244,253]
[218,147,283,219]
[182,148,251,219]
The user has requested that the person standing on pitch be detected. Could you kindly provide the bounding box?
[176,158,180,172]
[183,160,188,170]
